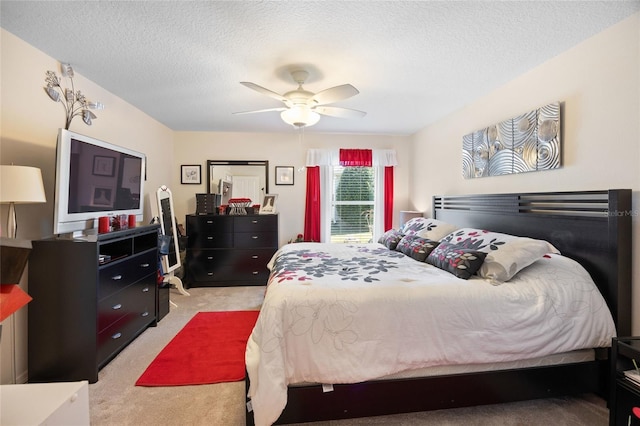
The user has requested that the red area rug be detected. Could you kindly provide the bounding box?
[135,310,259,386]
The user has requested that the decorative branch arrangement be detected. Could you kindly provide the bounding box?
[44,63,104,129]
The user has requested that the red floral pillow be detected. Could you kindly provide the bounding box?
[426,242,487,279]
[440,228,559,282]
[378,229,404,250]
[395,235,440,262]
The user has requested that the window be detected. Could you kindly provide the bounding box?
[329,166,376,243]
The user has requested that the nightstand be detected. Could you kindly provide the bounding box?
[0,381,89,425]
[611,337,640,426]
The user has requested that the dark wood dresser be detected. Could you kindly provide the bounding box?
[185,214,278,287]
[28,225,159,383]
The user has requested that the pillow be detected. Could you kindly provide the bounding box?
[400,218,459,241]
[378,229,404,250]
[440,228,560,282]
[426,242,487,279]
[395,235,440,262]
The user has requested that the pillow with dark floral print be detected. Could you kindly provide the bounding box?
[378,229,404,250]
[439,228,559,282]
[426,242,487,279]
[400,218,459,241]
[395,235,440,262]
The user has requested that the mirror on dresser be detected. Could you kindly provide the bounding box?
[206,160,269,206]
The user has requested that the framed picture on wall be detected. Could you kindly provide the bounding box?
[275,166,295,185]
[181,164,201,184]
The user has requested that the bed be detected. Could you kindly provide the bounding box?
[245,189,631,425]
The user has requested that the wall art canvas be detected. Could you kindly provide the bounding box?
[462,102,561,179]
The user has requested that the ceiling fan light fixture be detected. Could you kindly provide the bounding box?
[281,106,320,128]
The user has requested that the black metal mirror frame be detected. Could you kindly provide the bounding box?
[206,160,269,195]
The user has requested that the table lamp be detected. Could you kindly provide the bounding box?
[0,165,46,238]
[399,210,423,227]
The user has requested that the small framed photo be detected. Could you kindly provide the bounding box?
[181,164,201,184]
[259,194,278,214]
[275,166,295,185]
[93,155,115,176]
[91,186,114,207]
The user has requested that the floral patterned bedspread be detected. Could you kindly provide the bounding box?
[245,242,615,426]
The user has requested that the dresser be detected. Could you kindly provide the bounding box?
[28,225,159,383]
[185,214,278,286]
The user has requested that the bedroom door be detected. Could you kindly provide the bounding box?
[231,175,261,205]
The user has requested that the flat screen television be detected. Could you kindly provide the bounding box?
[53,129,146,235]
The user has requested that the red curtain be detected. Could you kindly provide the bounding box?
[303,166,321,242]
[304,150,394,240]
[339,149,372,166]
[384,166,394,231]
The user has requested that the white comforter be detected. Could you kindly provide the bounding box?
[245,243,615,426]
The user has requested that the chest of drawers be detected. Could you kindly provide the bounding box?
[185,214,278,286]
[28,225,159,383]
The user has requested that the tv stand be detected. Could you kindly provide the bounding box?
[28,225,160,383]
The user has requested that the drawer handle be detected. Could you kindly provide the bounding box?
[111,332,122,340]
[252,271,259,275]
[142,287,150,292]
[140,263,150,268]
[207,256,213,260]
[252,235,259,239]
[252,220,258,224]
[206,220,213,224]
[207,272,214,276]
[112,304,122,310]
[252,255,259,259]
[111,275,123,281]
[207,236,214,240]
[141,311,149,317]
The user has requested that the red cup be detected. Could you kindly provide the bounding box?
[98,216,110,233]
[128,214,136,228]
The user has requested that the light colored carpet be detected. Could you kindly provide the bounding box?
[89,286,609,426]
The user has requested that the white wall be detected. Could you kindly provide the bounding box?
[0,29,174,384]
[410,13,640,331]
[172,131,411,247]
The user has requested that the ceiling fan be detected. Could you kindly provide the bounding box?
[234,69,366,128]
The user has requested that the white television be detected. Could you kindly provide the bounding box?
[53,129,146,235]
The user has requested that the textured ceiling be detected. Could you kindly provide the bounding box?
[1,1,638,135]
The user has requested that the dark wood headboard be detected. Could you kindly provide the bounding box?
[433,189,631,336]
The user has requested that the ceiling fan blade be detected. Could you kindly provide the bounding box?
[240,82,287,103]
[311,84,359,105]
[314,106,366,119]
[233,107,286,115]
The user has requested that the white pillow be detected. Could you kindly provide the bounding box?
[440,228,560,283]
[401,218,459,241]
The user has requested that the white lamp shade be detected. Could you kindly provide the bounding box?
[0,165,47,204]
[281,106,320,128]
[399,210,423,227]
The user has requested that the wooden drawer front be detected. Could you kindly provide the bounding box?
[96,281,155,365]
[235,232,277,248]
[97,279,154,332]
[97,312,148,367]
[97,291,130,333]
[190,232,233,249]
[234,215,277,233]
[187,215,232,243]
[229,249,274,281]
[98,251,156,300]
[189,249,234,282]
